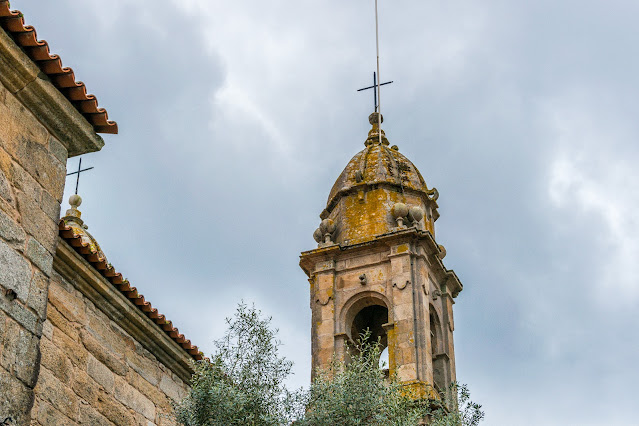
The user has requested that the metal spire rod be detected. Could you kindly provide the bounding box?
[375,0,382,145]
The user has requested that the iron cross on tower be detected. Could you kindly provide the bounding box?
[357,72,393,112]
[66,157,94,195]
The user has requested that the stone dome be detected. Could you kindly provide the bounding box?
[326,113,436,213]
[313,113,440,247]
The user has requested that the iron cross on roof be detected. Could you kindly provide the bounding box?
[66,157,94,195]
[357,72,393,112]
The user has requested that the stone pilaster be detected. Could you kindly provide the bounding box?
[0,26,105,423]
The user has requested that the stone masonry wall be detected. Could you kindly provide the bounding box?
[32,269,189,425]
[0,73,68,424]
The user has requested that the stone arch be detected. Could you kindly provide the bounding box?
[340,291,391,365]
[340,291,392,340]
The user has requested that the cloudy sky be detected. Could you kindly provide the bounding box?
[14,0,639,424]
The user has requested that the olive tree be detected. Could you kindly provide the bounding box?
[299,332,484,426]
[298,335,429,426]
[174,303,304,426]
[175,305,484,426]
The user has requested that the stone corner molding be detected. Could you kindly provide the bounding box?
[0,29,104,156]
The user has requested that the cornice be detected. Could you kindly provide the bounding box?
[0,27,104,156]
[54,239,194,383]
[300,228,463,297]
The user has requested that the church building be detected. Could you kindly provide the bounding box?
[0,2,200,424]
[300,112,463,399]
[1,1,465,424]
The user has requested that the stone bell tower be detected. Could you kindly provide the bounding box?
[300,113,463,398]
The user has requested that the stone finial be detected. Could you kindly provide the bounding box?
[62,193,90,229]
[319,219,336,244]
[313,228,323,243]
[366,113,389,146]
[368,112,384,126]
[391,202,408,228]
[408,206,424,228]
[65,194,83,220]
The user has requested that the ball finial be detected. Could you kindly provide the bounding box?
[391,202,408,219]
[69,194,82,208]
[408,206,424,223]
[368,112,384,126]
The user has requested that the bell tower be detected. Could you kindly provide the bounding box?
[300,113,463,398]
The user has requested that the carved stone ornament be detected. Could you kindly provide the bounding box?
[393,280,410,290]
[432,289,442,300]
[316,295,333,306]
[427,187,439,201]
[359,274,367,285]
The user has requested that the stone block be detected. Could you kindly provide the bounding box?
[81,329,128,376]
[52,326,87,368]
[114,375,155,420]
[40,189,60,223]
[15,192,56,252]
[79,403,112,426]
[47,304,80,342]
[87,313,136,355]
[48,137,67,166]
[48,278,87,326]
[40,337,72,384]
[0,239,31,302]
[2,152,41,204]
[0,364,34,424]
[71,369,100,407]
[33,367,78,420]
[0,310,6,360]
[1,118,65,201]
[159,374,185,403]
[25,237,53,276]
[0,207,24,246]
[41,318,53,340]
[0,318,41,387]
[0,293,40,335]
[87,354,115,394]
[34,398,73,425]
[0,88,49,154]
[127,351,160,386]
[97,388,136,425]
[0,166,13,204]
[130,370,168,410]
[27,271,49,320]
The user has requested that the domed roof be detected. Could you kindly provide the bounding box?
[326,113,433,211]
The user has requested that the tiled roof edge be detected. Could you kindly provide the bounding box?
[58,221,203,361]
[0,1,118,134]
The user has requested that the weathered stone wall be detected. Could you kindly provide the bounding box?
[0,69,68,424]
[32,268,189,425]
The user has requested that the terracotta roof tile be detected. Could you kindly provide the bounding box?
[58,221,203,361]
[0,1,117,134]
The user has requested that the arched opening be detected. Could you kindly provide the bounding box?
[430,306,447,393]
[348,303,389,374]
[351,304,388,348]
[430,310,440,356]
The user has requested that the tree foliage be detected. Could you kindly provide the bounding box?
[173,303,304,425]
[175,304,484,426]
[298,333,428,426]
